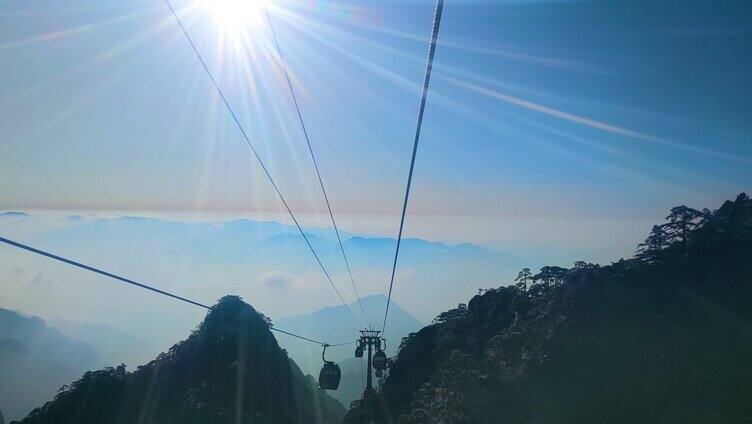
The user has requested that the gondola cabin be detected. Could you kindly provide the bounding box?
[319,361,341,390]
[372,350,387,370]
[319,343,341,390]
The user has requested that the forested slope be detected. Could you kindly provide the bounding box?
[15,296,345,424]
[351,193,752,423]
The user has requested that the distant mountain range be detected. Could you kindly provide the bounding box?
[36,216,521,270]
[0,212,29,219]
[50,319,155,368]
[23,215,524,321]
[0,309,99,421]
[0,306,164,422]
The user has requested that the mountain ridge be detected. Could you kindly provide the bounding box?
[25,214,524,321]
[15,296,345,424]
[350,193,752,423]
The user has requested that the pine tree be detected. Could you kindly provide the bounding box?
[514,268,533,291]
[636,225,668,262]
[664,206,703,249]
[534,266,567,287]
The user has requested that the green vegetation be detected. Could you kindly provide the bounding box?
[15,296,344,424]
[12,193,752,423]
[349,193,752,423]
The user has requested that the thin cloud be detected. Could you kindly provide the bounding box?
[261,271,296,289]
[441,74,752,165]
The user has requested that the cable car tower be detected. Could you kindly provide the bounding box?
[356,330,387,393]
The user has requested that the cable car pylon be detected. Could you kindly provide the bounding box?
[356,330,386,394]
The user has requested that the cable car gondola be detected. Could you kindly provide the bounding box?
[318,344,341,390]
[355,341,364,358]
[372,349,387,370]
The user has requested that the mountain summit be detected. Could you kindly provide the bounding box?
[16,296,344,424]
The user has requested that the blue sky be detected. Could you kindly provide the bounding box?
[2,2,752,413]
[1,0,751,258]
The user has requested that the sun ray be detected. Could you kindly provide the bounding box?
[0,10,150,51]
[440,74,752,166]
[0,10,180,112]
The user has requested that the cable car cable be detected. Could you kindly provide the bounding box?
[0,235,211,309]
[0,235,350,348]
[162,0,363,329]
[264,8,371,329]
[382,0,444,334]
[272,328,356,347]
[327,339,358,347]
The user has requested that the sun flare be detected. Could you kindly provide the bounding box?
[198,0,267,35]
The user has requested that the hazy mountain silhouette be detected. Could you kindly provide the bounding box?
[35,216,523,320]
[0,212,29,219]
[330,357,368,409]
[52,319,155,368]
[275,295,422,406]
[349,193,752,423]
[40,218,338,257]
[276,295,421,365]
[15,296,344,424]
[0,309,100,421]
[39,217,520,268]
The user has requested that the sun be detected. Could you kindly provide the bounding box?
[198,0,267,35]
